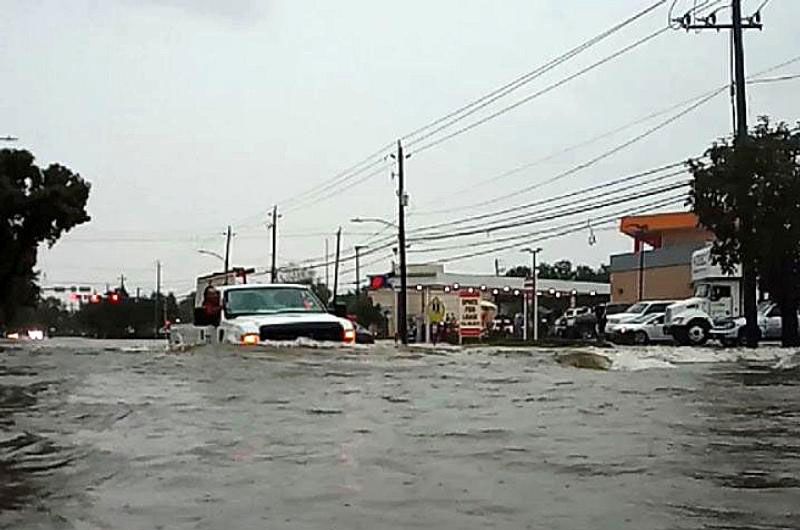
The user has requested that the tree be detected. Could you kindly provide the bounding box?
[504,261,609,282]
[0,149,91,328]
[689,117,800,347]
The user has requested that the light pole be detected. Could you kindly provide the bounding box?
[197,249,225,264]
[522,247,543,342]
[628,223,649,301]
[350,217,398,229]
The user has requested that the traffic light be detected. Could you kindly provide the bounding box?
[369,275,389,290]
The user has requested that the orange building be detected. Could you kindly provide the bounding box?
[609,212,714,304]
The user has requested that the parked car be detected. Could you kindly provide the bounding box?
[710,301,791,346]
[608,313,671,345]
[553,307,596,339]
[606,300,675,332]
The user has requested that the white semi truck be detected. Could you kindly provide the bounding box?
[664,245,742,346]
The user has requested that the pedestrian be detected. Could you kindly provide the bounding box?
[594,304,607,342]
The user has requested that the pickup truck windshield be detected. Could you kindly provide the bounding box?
[224,287,326,316]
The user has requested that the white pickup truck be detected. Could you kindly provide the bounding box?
[168,280,356,349]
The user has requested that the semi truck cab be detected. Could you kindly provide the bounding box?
[664,246,742,345]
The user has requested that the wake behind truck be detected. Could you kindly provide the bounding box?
[664,245,742,346]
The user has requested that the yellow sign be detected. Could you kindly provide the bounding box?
[428,296,446,323]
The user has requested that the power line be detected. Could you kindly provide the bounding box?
[432,195,688,265]
[412,86,722,223]
[410,180,690,243]
[409,189,689,254]
[401,0,669,147]
[407,27,670,156]
[412,166,689,236]
[258,1,671,219]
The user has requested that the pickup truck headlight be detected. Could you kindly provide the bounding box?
[241,333,260,345]
[671,316,685,325]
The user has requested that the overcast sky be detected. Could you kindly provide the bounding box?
[2,0,799,295]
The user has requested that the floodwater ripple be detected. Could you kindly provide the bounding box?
[0,338,799,529]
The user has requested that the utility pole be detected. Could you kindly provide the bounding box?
[119,274,126,293]
[396,140,409,345]
[333,227,342,304]
[354,245,365,296]
[224,225,232,281]
[677,0,763,346]
[154,260,161,337]
[325,239,330,295]
[269,205,279,283]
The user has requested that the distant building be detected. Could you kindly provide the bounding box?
[609,212,714,304]
[368,263,610,338]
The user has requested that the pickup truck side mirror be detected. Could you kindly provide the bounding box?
[332,302,348,318]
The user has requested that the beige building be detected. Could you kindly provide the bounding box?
[368,263,610,339]
[610,212,714,304]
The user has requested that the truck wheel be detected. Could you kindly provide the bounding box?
[633,331,649,345]
[685,320,710,346]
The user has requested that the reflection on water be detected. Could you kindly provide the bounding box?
[1,338,799,529]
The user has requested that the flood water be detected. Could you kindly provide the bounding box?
[2,338,799,529]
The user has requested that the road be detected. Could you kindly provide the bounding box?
[1,338,799,529]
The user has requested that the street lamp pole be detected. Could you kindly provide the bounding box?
[522,247,543,342]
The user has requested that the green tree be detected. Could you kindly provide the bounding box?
[505,262,609,282]
[0,149,91,328]
[689,117,800,346]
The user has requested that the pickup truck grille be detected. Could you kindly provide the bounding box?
[259,322,343,342]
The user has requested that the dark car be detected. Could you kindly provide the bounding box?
[355,324,375,344]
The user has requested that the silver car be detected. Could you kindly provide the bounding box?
[608,313,671,345]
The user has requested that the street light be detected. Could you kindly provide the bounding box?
[521,247,543,342]
[628,223,649,301]
[350,217,399,229]
[197,249,225,263]
[351,215,406,344]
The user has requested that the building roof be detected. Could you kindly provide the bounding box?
[384,271,609,295]
[620,212,699,235]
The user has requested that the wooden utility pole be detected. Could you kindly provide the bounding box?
[325,239,330,294]
[269,205,279,283]
[333,227,342,304]
[396,140,409,345]
[154,260,161,337]
[678,0,763,346]
[224,225,232,280]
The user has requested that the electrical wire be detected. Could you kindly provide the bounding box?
[411,166,689,236]
[409,181,690,243]
[433,195,688,265]
[407,28,670,156]
[402,1,669,148]
[411,86,722,223]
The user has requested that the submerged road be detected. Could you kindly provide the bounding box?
[1,338,799,529]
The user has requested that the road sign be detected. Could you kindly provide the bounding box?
[428,296,445,323]
[459,291,482,341]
